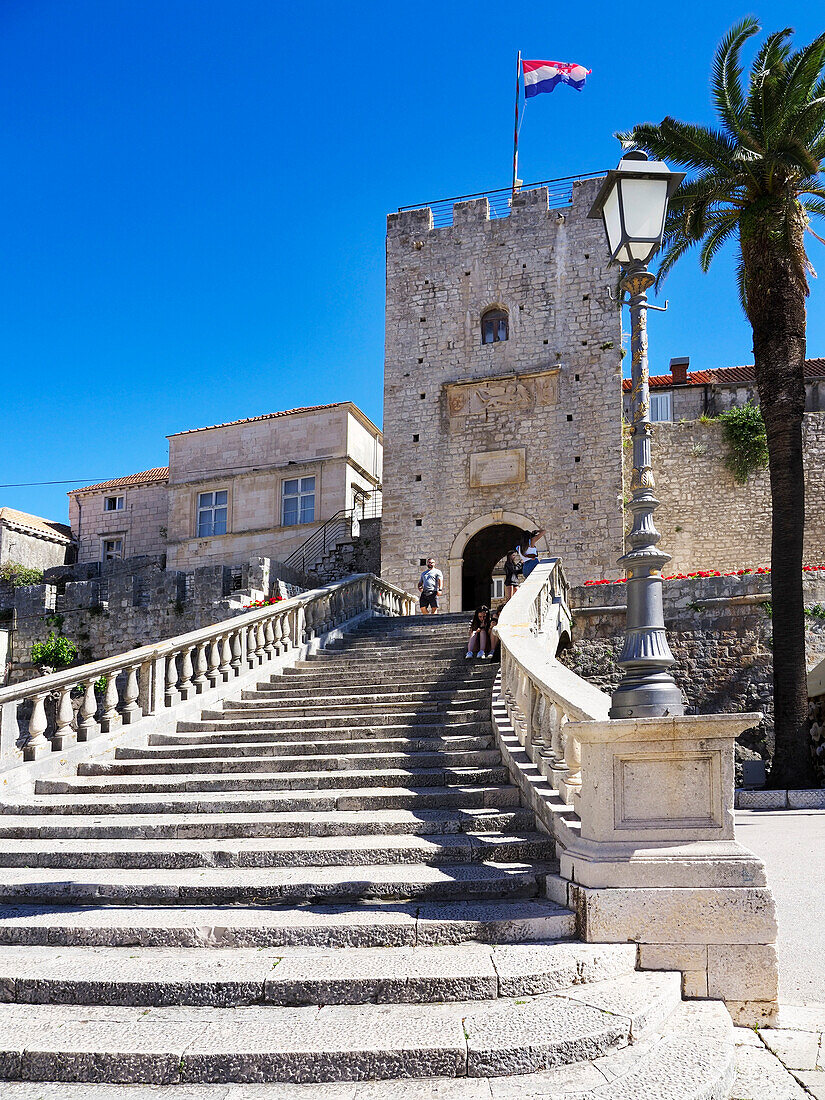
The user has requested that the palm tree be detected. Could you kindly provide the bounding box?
[620,18,825,788]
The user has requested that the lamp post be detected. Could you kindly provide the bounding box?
[589,151,687,719]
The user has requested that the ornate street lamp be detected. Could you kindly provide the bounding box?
[589,151,687,719]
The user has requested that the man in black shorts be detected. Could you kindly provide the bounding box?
[418,557,443,614]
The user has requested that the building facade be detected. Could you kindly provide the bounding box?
[381,179,624,609]
[0,509,73,572]
[68,403,382,572]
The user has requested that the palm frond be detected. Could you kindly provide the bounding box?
[698,210,740,271]
[747,28,794,144]
[625,118,739,176]
[652,233,700,290]
[735,252,749,313]
[712,18,760,138]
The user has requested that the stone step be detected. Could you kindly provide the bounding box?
[175,717,492,734]
[299,656,487,670]
[38,765,512,796]
[0,972,682,1084]
[195,708,491,727]
[80,749,502,778]
[0,941,635,1008]
[153,725,490,746]
[222,697,487,714]
[0,807,535,841]
[244,684,489,702]
[0,1002,735,1098]
[0,860,557,907]
[279,668,493,685]
[0,783,522,817]
[0,831,554,870]
[122,734,494,760]
[0,898,575,948]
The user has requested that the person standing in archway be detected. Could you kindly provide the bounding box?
[518,529,546,579]
[503,550,522,603]
[418,557,444,614]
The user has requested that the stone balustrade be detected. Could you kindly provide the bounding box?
[0,574,416,783]
[495,560,779,1026]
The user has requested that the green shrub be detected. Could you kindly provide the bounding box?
[717,402,769,484]
[31,631,78,669]
[0,561,44,588]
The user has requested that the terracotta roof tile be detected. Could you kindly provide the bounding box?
[622,357,825,392]
[69,467,169,495]
[168,403,347,437]
[0,508,72,542]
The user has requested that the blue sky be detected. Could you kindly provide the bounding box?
[2,0,824,522]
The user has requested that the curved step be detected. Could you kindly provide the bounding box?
[0,972,681,1085]
[0,807,534,841]
[0,898,575,948]
[0,941,637,1008]
[0,831,554,870]
[0,859,557,906]
[121,734,494,759]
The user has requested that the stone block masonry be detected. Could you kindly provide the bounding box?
[382,179,624,606]
[565,571,825,771]
[7,554,310,678]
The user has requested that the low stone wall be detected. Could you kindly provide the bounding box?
[8,554,311,679]
[564,572,825,773]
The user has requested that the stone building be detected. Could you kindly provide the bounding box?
[68,403,382,573]
[69,468,169,565]
[0,508,73,572]
[382,178,623,610]
[622,356,825,422]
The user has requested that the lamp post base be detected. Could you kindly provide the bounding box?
[609,670,685,719]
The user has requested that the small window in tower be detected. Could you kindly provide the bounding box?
[481,308,509,345]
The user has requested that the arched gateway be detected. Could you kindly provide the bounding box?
[447,510,539,612]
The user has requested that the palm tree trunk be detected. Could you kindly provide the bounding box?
[743,223,816,789]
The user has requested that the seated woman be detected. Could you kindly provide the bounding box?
[487,610,500,660]
[465,606,491,659]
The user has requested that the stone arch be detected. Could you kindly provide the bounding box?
[447,510,539,612]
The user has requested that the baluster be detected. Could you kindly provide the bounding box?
[121,665,142,724]
[164,653,180,706]
[281,611,292,653]
[255,622,266,664]
[272,615,283,655]
[23,693,51,760]
[230,630,243,674]
[100,670,122,732]
[51,686,77,751]
[219,635,232,681]
[294,605,305,648]
[245,623,259,669]
[77,680,100,741]
[262,620,275,661]
[535,692,557,778]
[178,647,194,700]
[193,643,209,692]
[207,638,221,687]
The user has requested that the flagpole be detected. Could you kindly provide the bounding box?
[511,50,521,200]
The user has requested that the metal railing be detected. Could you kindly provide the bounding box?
[398,170,606,228]
[0,572,416,765]
[284,492,382,575]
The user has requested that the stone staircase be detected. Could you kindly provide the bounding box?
[0,613,734,1097]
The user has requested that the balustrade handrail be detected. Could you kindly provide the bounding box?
[0,573,408,707]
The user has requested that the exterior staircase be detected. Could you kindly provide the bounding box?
[0,613,734,1097]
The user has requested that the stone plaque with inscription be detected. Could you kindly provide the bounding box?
[469,448,526,489]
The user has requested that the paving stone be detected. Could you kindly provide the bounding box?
[731,1043,811,1099]
[795,1070,825,1099]
[759,1027,822,1069]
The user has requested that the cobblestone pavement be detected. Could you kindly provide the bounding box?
[732,809,825,1096]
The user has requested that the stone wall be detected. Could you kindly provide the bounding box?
[564,572,825,771]
[7,554,310,678]
[382,179,624,606]
[623,413,825,579]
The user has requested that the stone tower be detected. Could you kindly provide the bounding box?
[381,177,625,610]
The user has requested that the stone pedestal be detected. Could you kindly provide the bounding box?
[555,713,779,1025]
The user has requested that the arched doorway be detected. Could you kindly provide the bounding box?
[447,510,539,612]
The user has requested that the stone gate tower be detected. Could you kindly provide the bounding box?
[381,177,625,610]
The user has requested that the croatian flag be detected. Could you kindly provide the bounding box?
[522,59,591,97]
